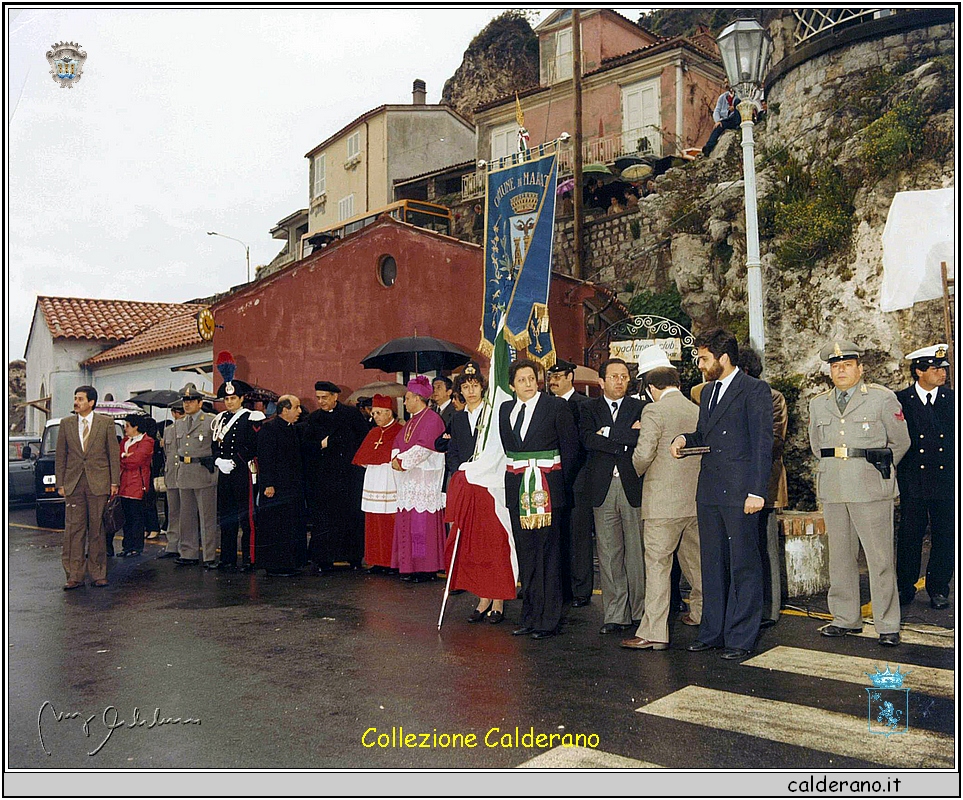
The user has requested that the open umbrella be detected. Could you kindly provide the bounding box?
[614,155,645,173]
[581,163,619,185]
[346,381,407,405]
[361,335,471,374]
[95,400,143,418]
[129,389,182,408]
[621,163,653,181]
[556,177,575,195]
[245,386,279,405]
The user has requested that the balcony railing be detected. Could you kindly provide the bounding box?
[462,132,660,200]
[793,9,892,45]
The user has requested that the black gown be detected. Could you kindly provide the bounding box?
[256,416,308,571]
[301,403,368,566]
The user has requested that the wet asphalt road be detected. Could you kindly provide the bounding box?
[6,505,955,774]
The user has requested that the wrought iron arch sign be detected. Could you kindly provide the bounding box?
[584,314,697,371]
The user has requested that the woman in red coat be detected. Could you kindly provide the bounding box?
[118,414,155,557]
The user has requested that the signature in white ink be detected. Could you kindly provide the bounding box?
[38,701,201,756]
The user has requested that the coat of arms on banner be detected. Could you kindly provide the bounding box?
[509,192,538,271]
[865,665,911,737]
[46,42,86,88]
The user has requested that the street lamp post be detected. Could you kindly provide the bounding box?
[207,231,251,284]
[716,18,773,365]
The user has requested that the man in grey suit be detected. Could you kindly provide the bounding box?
[809,340,910,646]
[55,385,120,589]
[174,384,219,568]
[157,402,185,559]
[580,358,645,635]
[622,347,703,650]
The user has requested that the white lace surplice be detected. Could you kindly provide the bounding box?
[392,445,445,513]
[361,462,398,514]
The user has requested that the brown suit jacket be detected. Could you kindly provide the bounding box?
[55,413,121,496]
[632,390,701,519]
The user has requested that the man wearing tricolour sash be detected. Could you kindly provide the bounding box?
[499,358,578,639]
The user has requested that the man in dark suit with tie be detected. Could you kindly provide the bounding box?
[547,359,593,607]
[895,343,955,610]
[580,358,645,634]
[500,358,578,639]
[432,377,455,430]
[670,329,773,660]
[55,385,121,590]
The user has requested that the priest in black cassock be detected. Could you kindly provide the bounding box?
[302,380,369,571]
[255,395,308,575]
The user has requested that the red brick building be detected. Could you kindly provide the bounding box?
[210,216,623,409]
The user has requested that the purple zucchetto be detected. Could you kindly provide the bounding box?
[406,375,433,399]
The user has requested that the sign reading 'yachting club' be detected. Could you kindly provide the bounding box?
[46,41,86,88]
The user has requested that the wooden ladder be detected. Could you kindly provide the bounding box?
[942,261,955,385]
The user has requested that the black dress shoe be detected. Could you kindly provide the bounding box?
[468,602,493,623]
[531,629,557,639]
[570,597,590,608]
[217,563,237,572]
[930,594,949,610]
[599,622,629,635]
[512,626,535,636]
[820,624,863,637]
[203,561,218,570]
[878,632,901,647]
[487,610,504,625]
[174,558,199,566]
[400,573,415,582]
[759,618,777,629]
[687,640,718,652]
[157,551,179,560]
[449,588,466,595]
[721,648,751,660]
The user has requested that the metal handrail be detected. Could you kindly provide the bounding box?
[793,9,889,46]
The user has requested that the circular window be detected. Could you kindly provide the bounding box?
[378,255,397,288]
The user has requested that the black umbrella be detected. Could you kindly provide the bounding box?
[128,389,182,408]
[614,155,644,173]
[361,336,471,374]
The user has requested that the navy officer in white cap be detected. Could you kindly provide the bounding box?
[809,340,910,646]
[895,343,954,610]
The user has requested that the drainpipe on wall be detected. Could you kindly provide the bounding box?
[364,119,370,212]
[675,58,685,152]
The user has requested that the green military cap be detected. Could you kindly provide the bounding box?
[819,340,862,363]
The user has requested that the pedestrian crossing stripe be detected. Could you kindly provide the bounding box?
[744,646,955,699]
[637,686,953,769]
[517,746,663,769]
[851,622,954,649]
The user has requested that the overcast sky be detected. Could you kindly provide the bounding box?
[6,6,651,361]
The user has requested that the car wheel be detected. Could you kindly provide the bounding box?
[36,504,65,530]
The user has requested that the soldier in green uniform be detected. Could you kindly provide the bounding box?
[808,341,910,646]
[174,383,219,568]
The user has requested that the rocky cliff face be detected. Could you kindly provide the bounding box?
[441,10,539,123]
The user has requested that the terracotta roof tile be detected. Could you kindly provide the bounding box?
[37,296,205,342]
[82,311,208,366]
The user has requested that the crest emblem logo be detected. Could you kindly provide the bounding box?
[46,41,86,88]
[865,665,911,737]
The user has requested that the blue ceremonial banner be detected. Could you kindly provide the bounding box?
[479,150,558,369]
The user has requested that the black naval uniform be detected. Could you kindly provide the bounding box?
[212,408,260,568]
[895,382,955,604]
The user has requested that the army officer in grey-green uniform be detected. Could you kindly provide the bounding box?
[809,341,910,646]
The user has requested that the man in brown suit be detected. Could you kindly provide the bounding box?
[621,348,703,650]
[55,385,121,589]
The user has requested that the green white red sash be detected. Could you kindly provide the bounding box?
[505,449,561,529]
